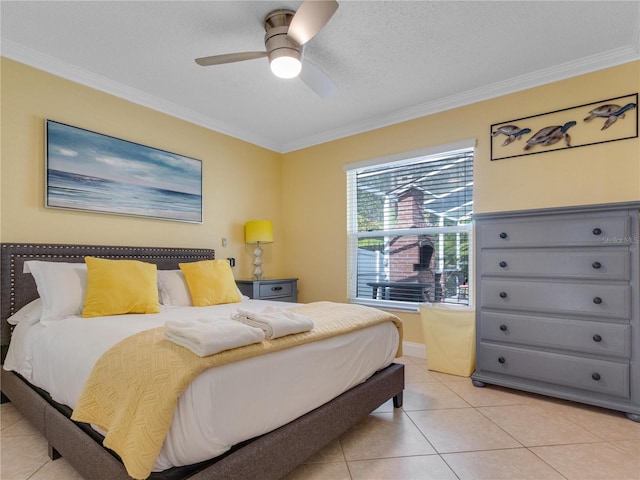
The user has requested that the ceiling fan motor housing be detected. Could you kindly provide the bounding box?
[264,10,302,65]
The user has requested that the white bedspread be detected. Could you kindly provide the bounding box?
[3,299,399,472]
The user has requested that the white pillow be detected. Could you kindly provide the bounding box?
[24,261,87,325]
[157,269,247,306]
[6,298,43,326]
[157,269,192,306]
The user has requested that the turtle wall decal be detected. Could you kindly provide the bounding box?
[490,94,637,161]
[491,125,532,146]
[583,102,637,130]
[523,121,577,151]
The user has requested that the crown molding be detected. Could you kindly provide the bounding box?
[282,8,640,153]
[281,44,640,153]
[3,38,639,155]
[1,41,282,152]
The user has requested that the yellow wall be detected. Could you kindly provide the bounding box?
[2,57,639,345]
[281,61,640,343]
[0,58,284,280]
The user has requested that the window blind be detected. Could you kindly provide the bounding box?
[346,146,473,310]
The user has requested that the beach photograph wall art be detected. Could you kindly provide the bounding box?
[45,120,203,223]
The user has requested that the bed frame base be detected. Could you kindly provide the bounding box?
[2,363,404,480]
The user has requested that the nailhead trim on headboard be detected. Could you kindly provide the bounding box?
[1,243,215,347]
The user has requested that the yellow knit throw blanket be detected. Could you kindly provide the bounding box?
[71,302,402,479]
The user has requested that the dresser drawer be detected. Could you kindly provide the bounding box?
[258,281,294,299]
[236,278,298,302]
[478,343,630,398]
[481,279,631,319]
[480,249,631,280]
[480,312,631,358]
[478,214,630,248]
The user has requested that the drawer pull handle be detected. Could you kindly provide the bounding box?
[499,324,508,332]
[592,261,601,269]
[499,232,508,239]
[499,261,507,268]
[592,228,602,235]
[271,287,283,291]
[593,297,602,305]
[498,356,506,364]
[499,291,507,298]
[593,334,602,342]
[592,373,601,381]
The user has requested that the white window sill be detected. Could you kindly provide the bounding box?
[350,298,420,313]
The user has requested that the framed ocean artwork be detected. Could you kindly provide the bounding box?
[45,120,203,223]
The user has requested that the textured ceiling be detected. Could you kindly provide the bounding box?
[2,1,639,153]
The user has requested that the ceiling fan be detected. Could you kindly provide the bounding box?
[195,0,339,98]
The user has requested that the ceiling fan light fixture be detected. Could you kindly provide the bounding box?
[269,49,302,79]
[194,1,339,95]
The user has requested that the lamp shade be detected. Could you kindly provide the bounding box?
[245,220,274,244]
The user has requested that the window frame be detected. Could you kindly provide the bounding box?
[344,140,475,312]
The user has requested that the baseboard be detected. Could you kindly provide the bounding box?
[402,341,426,359]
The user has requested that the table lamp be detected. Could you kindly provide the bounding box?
[245,220,274,280]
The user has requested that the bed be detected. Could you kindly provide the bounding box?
[0,243,405,480]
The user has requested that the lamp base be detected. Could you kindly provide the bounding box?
[252,242,264,280]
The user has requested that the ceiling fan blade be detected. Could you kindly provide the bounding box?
[195,51,267,66]
[288,0,339,46]
[300,61,337,98]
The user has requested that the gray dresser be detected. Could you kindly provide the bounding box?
[472,202,640,421]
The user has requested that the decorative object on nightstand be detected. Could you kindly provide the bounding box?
[244,220,274,280]
[236,278,298,303]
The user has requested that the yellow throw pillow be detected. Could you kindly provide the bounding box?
[179,260,241,306]
[82,257,160,318]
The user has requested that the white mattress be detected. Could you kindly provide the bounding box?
[3,299,399,472]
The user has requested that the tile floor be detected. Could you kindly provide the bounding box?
[2,355,639,479]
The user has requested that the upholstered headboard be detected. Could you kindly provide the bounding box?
[0,243,215,347]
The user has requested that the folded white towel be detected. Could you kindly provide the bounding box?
[231,306,314,339]
[164,317,265,357]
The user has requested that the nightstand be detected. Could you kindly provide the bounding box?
[236,278,298,303]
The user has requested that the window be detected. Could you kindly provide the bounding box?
[345,141,474,311]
